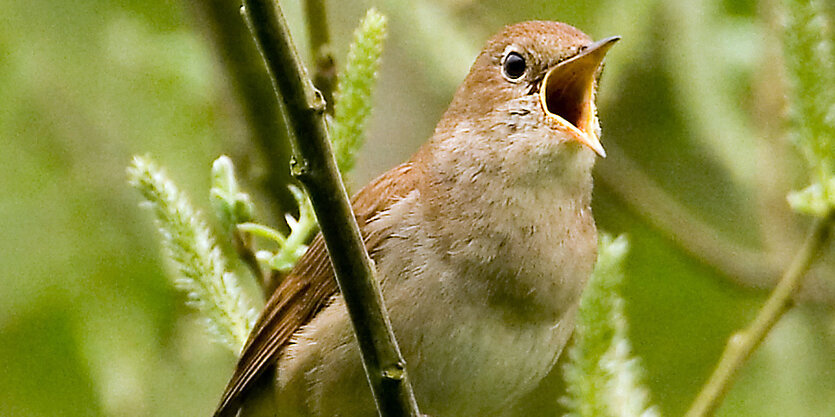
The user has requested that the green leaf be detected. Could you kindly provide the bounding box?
[128,155,256,353]
[563,234,660,417]
[787,177,835,217]
[210,155,254,232]
[237,184,317,274]
[783,0,835,189]
[330,8,388,175]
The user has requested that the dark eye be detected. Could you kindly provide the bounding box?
[502,51,526,80]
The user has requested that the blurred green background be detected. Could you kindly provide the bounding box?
[1,0,834,416]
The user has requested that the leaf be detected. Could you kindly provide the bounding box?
[128,155,257,353]
[330,8,388,175]
[563,234,661,417]
[783,0,835,188]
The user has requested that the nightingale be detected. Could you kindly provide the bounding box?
[215,21,618,417]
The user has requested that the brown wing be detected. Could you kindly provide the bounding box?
[213,162,421,417]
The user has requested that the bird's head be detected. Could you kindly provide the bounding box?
[436,21,618,158]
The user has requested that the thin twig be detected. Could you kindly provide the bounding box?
[239,1,423,417]
[232,229,266,289]
[684,212,833,417]
[303,0,337,113]
[187,0,296,224]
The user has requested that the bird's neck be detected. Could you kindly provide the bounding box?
[417,112,596,208]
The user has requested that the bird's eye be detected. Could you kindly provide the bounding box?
[502,51,526,80]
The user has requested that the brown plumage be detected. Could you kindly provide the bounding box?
[215,21,617,417]
[215,162,421,416]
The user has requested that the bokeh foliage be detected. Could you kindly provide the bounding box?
[0,0,833,416]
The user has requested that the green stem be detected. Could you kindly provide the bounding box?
[303,0,337,113]
[283,214,317,258]
[239,2,422,417]
[684,212,834,417]
[238,222,287,245]
[232,228,266,289]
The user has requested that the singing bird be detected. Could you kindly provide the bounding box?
[215,21,618,417]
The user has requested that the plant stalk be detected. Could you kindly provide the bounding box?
[239,1,422,416]
[684,212,833,417]
[187,0,296,224]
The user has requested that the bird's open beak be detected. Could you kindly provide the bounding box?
[539,36,619,157]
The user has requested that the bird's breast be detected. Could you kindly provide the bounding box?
[369,189,593,414]
[277,166,596,417]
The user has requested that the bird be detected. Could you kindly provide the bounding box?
[214,20,618,417]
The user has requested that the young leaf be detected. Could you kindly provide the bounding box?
[783,0,835,214]
[563,234,660,417]
[211,155,255,233]
[238,184,317,273]
[330,8,388,175]
[128,155,257,353]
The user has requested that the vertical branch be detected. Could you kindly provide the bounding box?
[304,0,337,113]
[188,0,296,221]
[239,1,422,416]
